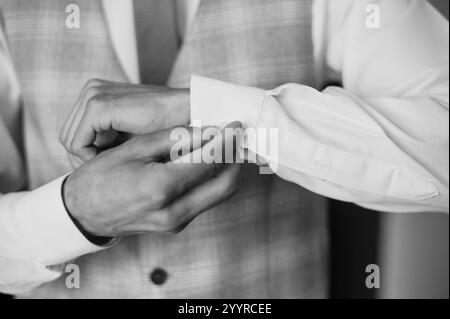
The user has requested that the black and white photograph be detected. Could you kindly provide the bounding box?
[0,0,448,304]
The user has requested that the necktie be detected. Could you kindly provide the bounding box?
[134,0,180,85]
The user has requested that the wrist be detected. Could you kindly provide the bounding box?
[62,175,112,246]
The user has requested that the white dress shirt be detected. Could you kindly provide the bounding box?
[0,0,448,294]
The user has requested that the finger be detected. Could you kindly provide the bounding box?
[168,120,242,171]
[60,80,105,143]
[162,164,240,232]
[158,122,242,199]
[62,83,162,150]
[64,94,95,153]
[60,94,83,145]
[172,121,242,164]
[125,126,216,161]
[67,152,84,169]
[69,101,111,161]
[60,79,98,145]
[209,121,242,163]
[69,97,159,161]
[95,129,122,150]
[60,80,143,146]
[63,80,105,152]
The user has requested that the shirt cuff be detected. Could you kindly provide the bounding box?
[190,75,266,129]
[12,176,110,266]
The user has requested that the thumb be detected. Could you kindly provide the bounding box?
[125,126,217,161]
[172,121,243,165]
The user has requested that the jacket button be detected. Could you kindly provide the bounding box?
[150,268,168,285]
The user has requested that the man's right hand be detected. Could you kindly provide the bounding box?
[63,126,240,238]
[59,79,190,168]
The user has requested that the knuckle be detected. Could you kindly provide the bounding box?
[145,202,191,235]
[150,188,171,210]
[155,209,179,232]
[85,86,102,102]
[86,95,105,113]
[86,78,104,88]
[81,79,105,101]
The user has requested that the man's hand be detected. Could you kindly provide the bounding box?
[63,126,240,238]
[60,79,190,167]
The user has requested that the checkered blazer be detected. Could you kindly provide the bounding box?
[1,0,328,298]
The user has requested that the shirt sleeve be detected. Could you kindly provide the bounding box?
[0,13,107,296]
[189,0,449,214]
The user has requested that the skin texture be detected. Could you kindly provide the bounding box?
[61,79,243,238]
[63,126,241,237]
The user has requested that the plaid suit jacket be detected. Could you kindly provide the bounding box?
[1,0,328,298]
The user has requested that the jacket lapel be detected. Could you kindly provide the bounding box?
[101,0,139,83]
